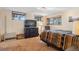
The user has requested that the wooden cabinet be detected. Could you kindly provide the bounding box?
[24,27,39,38]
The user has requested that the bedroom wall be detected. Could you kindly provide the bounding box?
[0,8,46,35]
[46,9,79,34]
[0,8,34,35]
[46,11,73,31]
[36,16,47,34]
[0,8,79,35]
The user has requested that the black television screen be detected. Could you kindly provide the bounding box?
[24,20,36,27]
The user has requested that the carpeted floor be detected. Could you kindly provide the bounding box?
[0,37,58,51]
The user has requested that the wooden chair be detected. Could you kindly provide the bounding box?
[52,33,62,48]
[56,33,62,48]
[72,35,79,49]
[47,32,54,44]
[64,34,73,50]
[40,31,48,42]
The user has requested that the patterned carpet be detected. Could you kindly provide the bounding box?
[0,37,58,51]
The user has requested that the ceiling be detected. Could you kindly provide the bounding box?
[0,7,79,16]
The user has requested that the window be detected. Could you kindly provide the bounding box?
[47,16,62,25]
[34,16,43,21]
[12,11,26,20]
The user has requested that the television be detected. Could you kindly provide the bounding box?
[24,20,37,27]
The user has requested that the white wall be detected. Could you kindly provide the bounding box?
[5,10,24,34]
[0,9,5,35]
[0,9,34,35]
[46,9,79,34]
[36,16,47,34]
[0,8,46,35]
[46,11,73,31]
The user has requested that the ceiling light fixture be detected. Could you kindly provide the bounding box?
[37,7,55,10]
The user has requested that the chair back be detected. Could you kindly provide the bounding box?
[56,33,62,48]
[64,34,73,50]
[40,31,48,42]
[52,33,62,48]
[47,32,54,44]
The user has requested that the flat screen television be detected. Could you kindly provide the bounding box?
[24,20,37,27]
